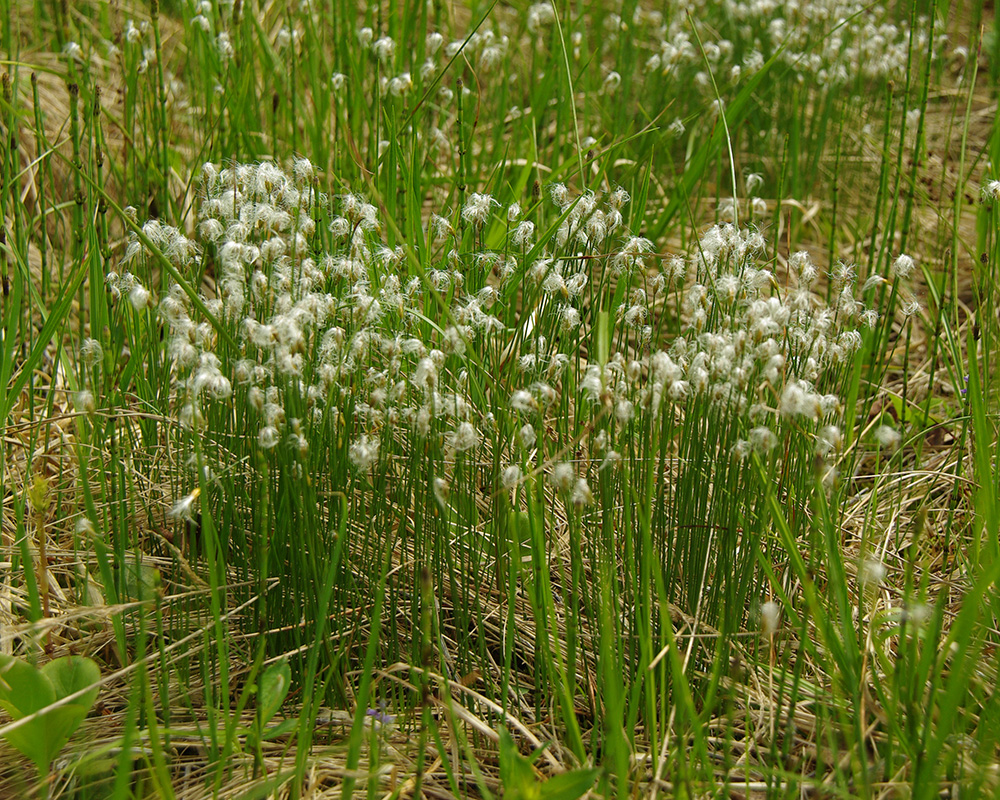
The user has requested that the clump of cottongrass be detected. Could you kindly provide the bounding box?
[114,160,911,629]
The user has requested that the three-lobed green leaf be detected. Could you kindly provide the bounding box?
[0,654,101,777]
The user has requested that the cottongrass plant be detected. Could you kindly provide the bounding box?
[2,0,999,797]
[79,156,924,793]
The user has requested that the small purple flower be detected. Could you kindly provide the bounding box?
[366,706,395,725]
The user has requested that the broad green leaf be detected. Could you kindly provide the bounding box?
[538,768,599,800]
[0,655,100,777]
[3,704,89,776]
[42,656,101,713]
[0,654,56,717]
[257,660,291,726]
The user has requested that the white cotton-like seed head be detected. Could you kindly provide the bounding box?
[442,326,467,356]
[859,308,879,328]
[448,421,479,452]
[559,306,581,332]
[816,425,843,456]
[388,72,412,96]
[462,193,498,227]
[248,386,265,412]
[329,216,351,238]
[690,366,709,393]
[233,360,252,386]
[862,274,887,292]
[432,477,449,508]
[518,423,536,450]
[581,366,603,401]
[718,198,737,223]
[627,360,642,384]
[571,478,593,508]
[502,465,522,491]
[264,402,286,428]
[761,601,780,635]
[615,399,634,425]
[81,338,104,367]
[542,271,566,295]
[873,425,901,450]
[75,516,97,537]
[414,357,438,393]
[548,354,569,379]
[600,450,621,471]
[890,254,915,280]
[416,406,431,437]
[549,183,569,208]
[623,304,646,328]
[832,261,857,288]
[129,284,152,311]
[668,379,689,400]
[780,380,819,421]
[511,390,538,413]
[512,220,535,248]
[609,187,629,209]
[860,557,886,587]
[837,289,857,316]
[431,214,454,241]
[749,426,777,453]
[258,425,280,449]
[74,390,96,415]
[179,402,205,430]
[168,489,200,522]
[981,180,1000,202]
[732,439,751,460]
[426,31,444,54]
[207,374,233,401]
[565,272,588,297]
[349,434,380,471]
[550,462,575,492]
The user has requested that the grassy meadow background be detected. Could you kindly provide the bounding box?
[1,0,1000,796]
